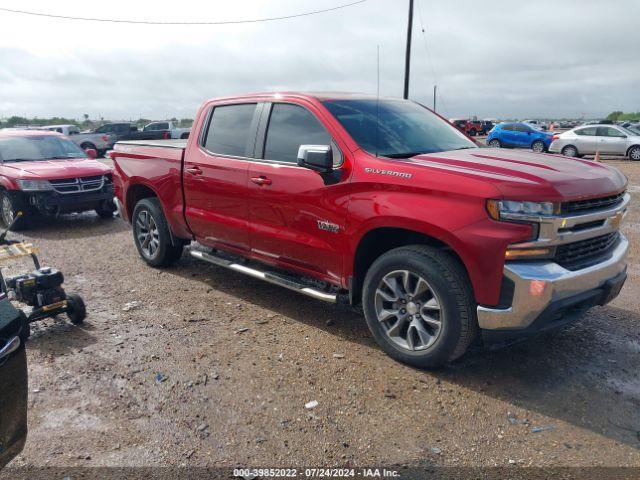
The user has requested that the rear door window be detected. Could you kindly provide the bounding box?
[575,127,597,136]
[263,103,331,163]
[202,104,257,157]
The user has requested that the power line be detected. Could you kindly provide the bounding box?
[0,1,366,25]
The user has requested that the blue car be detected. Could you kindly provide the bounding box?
[486,122,554,153]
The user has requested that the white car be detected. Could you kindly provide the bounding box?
[39,124,114,156]
[549,124,640,161]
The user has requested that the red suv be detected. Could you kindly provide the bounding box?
[0,129,115,229]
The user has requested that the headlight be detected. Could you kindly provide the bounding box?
[486,199,558,221]
[15,179,53,191]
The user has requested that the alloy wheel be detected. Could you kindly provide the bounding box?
[374,270,444,352]
[532,141,545,153]
[630,147,640,161]
[135,210,160,259]
[1,196,14,226]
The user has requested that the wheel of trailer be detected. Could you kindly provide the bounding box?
[95,199,116,219]
[628,145,640,161]
[66,294,86,325]
[531,140,546,153]
[0,190,27,231]
[132,197,184,267]
[488,139,501,148]
[561,145,578,157]
[362,245,477,368]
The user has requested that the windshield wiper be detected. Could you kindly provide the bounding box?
[382,151,431,159]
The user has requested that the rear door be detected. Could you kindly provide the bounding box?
[183,103,260,253]
[596,126,628,155]
[573,127,598,154]
[246,102,350,284]
[0,295,27,469]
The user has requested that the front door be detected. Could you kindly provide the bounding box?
[596,126,628,155]
[246,102,350,284]
[0,294,27,469]
[183,103,260,253]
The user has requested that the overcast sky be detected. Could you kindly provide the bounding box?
[0,0,638,121]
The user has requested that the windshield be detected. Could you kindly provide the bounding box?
[322,99,477,158]
[0,135,86,162]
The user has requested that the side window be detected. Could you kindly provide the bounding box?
[264,104,332,164]
[597,127,625,137]
[158,122,169,130]
[202,103,257,157]
[575,127,597,136]
[502,124,515,131]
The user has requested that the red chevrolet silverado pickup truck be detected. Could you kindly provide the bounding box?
[0,129,115,230]
[112,93,629,367]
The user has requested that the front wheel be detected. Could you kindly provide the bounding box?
[488,139,501,148]
[66,294,86,325]
[132,198,184,267]
[95,199,116,219]
[531,140,546,153]
[629,146,640,161]
[0,191,27,230]
[362,245,477,368]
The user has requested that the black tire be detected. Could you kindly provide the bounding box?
[180,133,190,139]
[362,245,477,368]
[80,142,97,152]
[628,145,640,161]
[0,190,28,231]
[531,140,546,153]
[469,129,477,136]
[132,197,184,267]
[561,145,578,157]
[66,293,86,325]
[488,139,501,148]
[95,199,116,219]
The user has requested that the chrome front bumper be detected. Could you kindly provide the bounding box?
[478,233,628,330]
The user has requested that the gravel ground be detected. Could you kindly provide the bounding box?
[2,160,640,472]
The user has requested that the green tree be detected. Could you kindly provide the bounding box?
[607,111,624,121]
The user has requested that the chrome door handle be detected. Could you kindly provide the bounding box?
[0,336,20,361]
[186,166,203,175]
[250,176,272,186]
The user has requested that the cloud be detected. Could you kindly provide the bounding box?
[0,0,638,120]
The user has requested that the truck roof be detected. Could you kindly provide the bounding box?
[203,91,393,103]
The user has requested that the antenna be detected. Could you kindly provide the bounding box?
[376,44,380,158]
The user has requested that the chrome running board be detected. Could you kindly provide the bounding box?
[189,250,337,303]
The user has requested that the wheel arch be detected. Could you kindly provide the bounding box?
[350,226,472,306]
[125,183,159,220]
[626,144,640,159]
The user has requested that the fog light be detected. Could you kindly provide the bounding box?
[529,280,547,297]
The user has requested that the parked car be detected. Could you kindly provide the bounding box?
[112,92,628,368]
[450,119,482,136]
[93,123,169,149]
[143,121,191,139]
[0,129,116,229]
[486,122,554,152]
[549,125,640,160]
[39,124,114,157]
[0,293,28,469]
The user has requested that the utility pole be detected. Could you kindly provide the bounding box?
[403,0,414,99]
[433,85,437,112]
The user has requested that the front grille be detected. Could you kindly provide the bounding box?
[50,175,105,194]
[554,232,620,270]
[562,192,625,215]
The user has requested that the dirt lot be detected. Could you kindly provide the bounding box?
[2,160,640,472]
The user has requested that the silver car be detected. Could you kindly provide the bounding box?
[549,124,640,160]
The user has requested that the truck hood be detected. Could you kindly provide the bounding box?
[407,148,627,201]
[2,159,111,180]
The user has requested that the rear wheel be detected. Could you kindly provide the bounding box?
[488,139,501,148]
[362,245,477,368]
[628,146,640,161]
[132,198,184,267]
[531,140,546,153]
[561,145,578,157]
[0,191,27,231]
